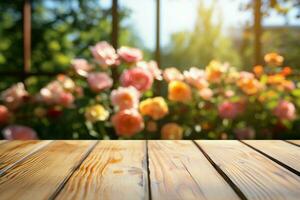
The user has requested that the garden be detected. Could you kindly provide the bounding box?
[0,0,300,140]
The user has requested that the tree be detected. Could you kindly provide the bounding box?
[161,1,241,70]
[0,0,142,91]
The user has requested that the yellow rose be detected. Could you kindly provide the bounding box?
[85,104,109,123]
[267,74,285,85]
[205,60,228,83]
[168,81,192,103]
[161,123,183,140]
[139,97,168,120]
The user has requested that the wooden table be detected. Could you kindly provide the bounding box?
[0,140,300,200]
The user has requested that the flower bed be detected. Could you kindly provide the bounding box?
[0,42,299,140]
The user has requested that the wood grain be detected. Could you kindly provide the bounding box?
[287,140,300,146]
[148,140,239,200]
[56,140,148,200]
[0,140,6,145]
[244,140,300,173]
[0,140,51,173]
[196,140,300,200]
[0,140,96,200]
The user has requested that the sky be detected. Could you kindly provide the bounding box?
[101,0,300,50]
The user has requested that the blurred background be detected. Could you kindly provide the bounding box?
[1,0,300,140]
[1,0,299,91]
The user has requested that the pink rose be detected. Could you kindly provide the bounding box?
[184,67,208,89]
[218,101,239,119]
[39,81,64,105]
[163,67,184,82]
[224,90,235,98]
[239,71,255,79]
[111,109,144,137]
[71,58,92,77]
[1,83,28,110]
[137,61,162,80]
[0,105,10,124]
[283,81,295,91]
[87,72,113,93]
[90,41,119,68]
[56,75,76,92]
[120,67,153,92]
[117,46,143,63]
[59,92,74,107]
[273,100,296,121]
[234,127,256,139]
[38,77,75,107]
[111,86,140,110]
[199,88,213,100]
[2,125,38,140]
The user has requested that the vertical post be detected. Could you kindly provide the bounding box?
[154,0,161,96]
[155,0,161,67]
[112,0,119,49]
[254,0,262,65]
[23,0,31,75]
[111,0,119,82]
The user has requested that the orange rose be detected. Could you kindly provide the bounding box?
[280,66,292,76]
[264,52,284,66]
[161,123,183,140]
[237,78,262,95]
[111,109,144,137]
[205,60,228,83]
[168,81,192,103]
[139,97,168,120]
[267,74,285,85]
[253,65,264,77]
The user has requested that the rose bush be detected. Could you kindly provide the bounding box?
[0,43,299,140]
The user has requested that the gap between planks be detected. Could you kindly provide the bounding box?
[0,141,97,200]
[192,140,247,200]
[148,140,240,200]
[0,140,53,176]
[1,140,300,200]
[146,140,152,200]
[196,140,300,200]
[54,141,149,200]
[285,140,300,147]
[241,140,300,177]
[48,141,99,200]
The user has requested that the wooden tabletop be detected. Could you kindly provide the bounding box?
[0,140,300,200]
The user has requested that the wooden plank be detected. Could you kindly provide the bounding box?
[0,140,51,173]
[0,141,96,200]
[287,140,300,146]
[243,140,300,173]
[196,140,300,200]
[56,140,148,200]
[148,140,239,200]
[0,140,6,145]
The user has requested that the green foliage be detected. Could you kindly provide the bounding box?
[262,28,300,69]
[0,1,23,72]
[0,0,143,92]
[161,1,241,70]
[0,0,142,74]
